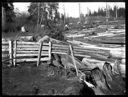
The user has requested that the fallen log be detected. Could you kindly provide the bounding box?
[109,48,125,59]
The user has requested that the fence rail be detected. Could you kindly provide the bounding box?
[2,39,111,66]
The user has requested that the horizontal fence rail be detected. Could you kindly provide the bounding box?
[2,39,111,66]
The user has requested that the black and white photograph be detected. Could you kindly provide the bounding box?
[2,1,125,95]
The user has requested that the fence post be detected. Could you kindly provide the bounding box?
[37,41,43,67]
[49,41,52,61]
[69,44,79,76]
[9,40,13,65]
[13,40,17,66]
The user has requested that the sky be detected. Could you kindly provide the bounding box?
[13,2,125,18]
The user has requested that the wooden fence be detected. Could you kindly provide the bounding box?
[2,39,111,66]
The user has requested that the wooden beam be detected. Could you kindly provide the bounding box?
[17,41,38,45]
[13,40,17,66]
[17,43,49,47]
[69,44,79,76]
[2,41,9,45]
[17,45,39,48]
[37,41,43,66]
[2,40,49,46]
[17,57,50,62]
[53,44,110,52]
[16,53,49,57]
[2,48,9,52]
[16,46,49,51]
[9,40,13,65]
[16,51,48,54]
[49,41,52,61]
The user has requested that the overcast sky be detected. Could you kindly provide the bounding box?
[13,2,125,18]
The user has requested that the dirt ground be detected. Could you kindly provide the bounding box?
[2,62,95,95]
[2,61,125,95]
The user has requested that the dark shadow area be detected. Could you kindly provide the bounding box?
[79,80,95,95]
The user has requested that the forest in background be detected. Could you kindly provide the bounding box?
[2,2,125,40]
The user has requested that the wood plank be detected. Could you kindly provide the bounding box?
[74,51,109,56]
[13,40,17,66]
[53,44,93,50]
[2,48,9,51]
[2,41,9,45]
[16,51,49,54]
[74,49,108,55]
[9,40,13,65]
[17,41,49,45]
[37,41,43,66]
[16,54,38,56]
[16,53,49,57]
[3,47,108,56]
[69,44,79,76]
[17,45,39,48]
[52,49,108,57]
[49,41,52,61]
[16,46,49,51]
[16,50,38,54]
[52,44,109,52]
[52,49,108,56]
[17,41,38,45]
[16,57,49,62]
